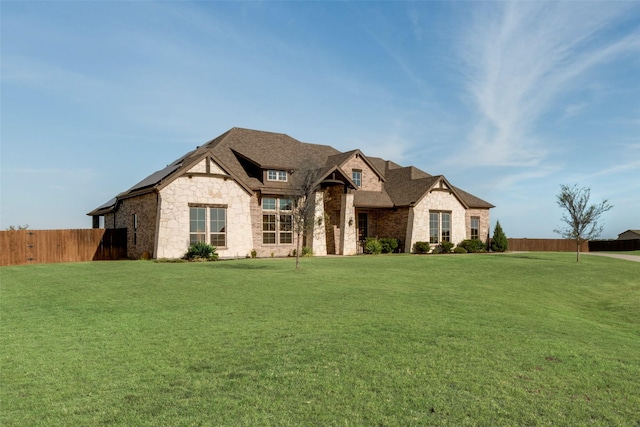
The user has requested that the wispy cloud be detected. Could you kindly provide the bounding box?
[455,2,640,167]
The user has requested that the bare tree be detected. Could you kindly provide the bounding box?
[554,184,612,262]
[6,224,29,230]
[290,167,324,270]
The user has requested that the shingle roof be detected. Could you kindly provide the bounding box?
[88,127,493,214]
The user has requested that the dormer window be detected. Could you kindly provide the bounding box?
[267,170,288,182]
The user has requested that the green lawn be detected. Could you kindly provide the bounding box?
[2,254,639,426]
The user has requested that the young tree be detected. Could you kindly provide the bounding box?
[554,184,612,262]
[290,167,324,270]
[491,221,508,252]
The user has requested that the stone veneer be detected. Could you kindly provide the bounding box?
[309,192,327,256]
[156,175,253,259]
[406,189,466,252]
[340,193,357,255]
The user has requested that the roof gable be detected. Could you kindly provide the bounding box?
[326,149,386,183]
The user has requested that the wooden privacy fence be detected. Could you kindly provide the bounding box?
[589,239,640,252]
[0,229,127,266]
[506,238,589,252]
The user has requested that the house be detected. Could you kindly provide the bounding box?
[617,230,640,240]
[88,128,494,259]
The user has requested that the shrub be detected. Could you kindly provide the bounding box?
[414,242,431,254]
[301,246,314,257]
[491,221,508,252]
[379,238,399,254]
[184,242,219,261]
[364,237,383,254]
[453,246,467,254]
[458,239,486,253]
[434,241,454,254]
[250,249,257,259]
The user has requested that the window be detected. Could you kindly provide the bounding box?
[352,170,362,187]
[267,170,288,182]
[429,211,451,244]
[262,197,293,244]
[470,217,480,240]
[190,207,206,244]
[190,206,227,246]
[429,212,439,244]
[209,208,226,247]
[441,212,451,242]
[132,214,138,245]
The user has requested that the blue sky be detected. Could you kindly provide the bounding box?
[2,1,639,238]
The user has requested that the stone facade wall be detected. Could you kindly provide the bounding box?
[156,175,253,259]
[309,192,327,256]
[342,155,382,191]
[340,193,357,255]
[465,208,491,243]
[407,190,466,252]
[106,192,157,259]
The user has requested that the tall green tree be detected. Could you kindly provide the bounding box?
[554,184,612,262]
[491,221,508,252]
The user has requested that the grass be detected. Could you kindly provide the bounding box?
[1,253,639,426]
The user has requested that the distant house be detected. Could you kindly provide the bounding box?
[617,230,640,240]
[88,128,494,259]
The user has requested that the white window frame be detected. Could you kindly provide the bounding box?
[267,170,288,182]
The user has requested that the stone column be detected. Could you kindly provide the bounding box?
[339,193,357,255]
[309,192,327,256]
[405,207,415,253]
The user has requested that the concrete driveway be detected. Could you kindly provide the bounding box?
[584,253,640,262]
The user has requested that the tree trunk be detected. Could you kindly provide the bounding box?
[295,231,301,270]
[576,240,580,262]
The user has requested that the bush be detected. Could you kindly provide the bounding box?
[458,239,486,253]
[379,238,399,254]
[434,241,454,254]
[184,242,219,261]
[301,246,314,257]
[453,246,467,254]
[491,221,508,252]
[414,242,432,254]
[364,238,383,254]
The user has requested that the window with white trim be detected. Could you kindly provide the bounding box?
[190,206,226,246]
[429,211,451,244]
[267,170,288,182]
[262,197,293,244]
